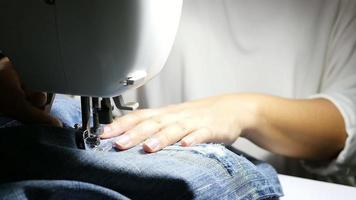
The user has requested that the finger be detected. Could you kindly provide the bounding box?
[0,60,61,127]
[0,62,22,90]
[25,91,47,108]
[180,128,212,147]
[101,113,141,138]
[17,100,62,127]
[143,121,196,153]
[149,112,187,127]
[114,119,161,150]
[101,109,159,138]
[114,111,190,149]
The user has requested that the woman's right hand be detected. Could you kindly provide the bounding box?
[101,94,259,153]
[0,57,62,126]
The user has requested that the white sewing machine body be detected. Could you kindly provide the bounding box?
[0,0,183,147]
[0,0,182,97]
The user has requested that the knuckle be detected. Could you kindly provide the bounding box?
[125,130,139,140]
[112,118,122,127]
[136,120,161,133]
[158,128,176,144]
[122,113,140,124]
[130,109,147,118]
[135,108,160,118]
[175,122,189,133]
[165,124,181,132]
[150,116,163,125]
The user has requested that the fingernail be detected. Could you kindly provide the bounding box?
[144,138,160,151]
[54,119,63,127]
[115,135,131,147]
[181,137,195,146]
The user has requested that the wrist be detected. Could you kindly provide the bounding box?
[235,93,264,139]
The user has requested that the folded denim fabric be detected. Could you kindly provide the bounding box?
[0,125,282,200]
[0,95,283,199]
[0,180,129,200]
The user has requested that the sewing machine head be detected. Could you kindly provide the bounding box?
[0,0,183,149]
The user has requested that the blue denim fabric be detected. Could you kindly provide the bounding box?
[50,95,83,127]
[0,95,283,199]
[0,180,129,200]
[0,95,82,128]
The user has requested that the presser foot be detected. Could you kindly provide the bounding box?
[76,95,139,151]
[74,124,103,150]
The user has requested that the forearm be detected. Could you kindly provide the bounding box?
[241,94,347,161]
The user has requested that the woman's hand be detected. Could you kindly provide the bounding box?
[0,57,62,126]
[101,91,346,160]
[101,94,259,153]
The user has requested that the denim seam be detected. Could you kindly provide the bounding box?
[162,145,240,177]
[232,178,281,199]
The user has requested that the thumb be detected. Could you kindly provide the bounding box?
[26,91,47,108]
[18,100,63,127]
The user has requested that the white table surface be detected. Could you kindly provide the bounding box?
[278,174,356,200]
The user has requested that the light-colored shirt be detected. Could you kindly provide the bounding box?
[126,0,356,185]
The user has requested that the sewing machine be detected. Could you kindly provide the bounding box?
[0,0,183,149]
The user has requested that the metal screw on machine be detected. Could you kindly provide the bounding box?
[121,72,146,86]
[122,78,135,86]
[116,73,145,110]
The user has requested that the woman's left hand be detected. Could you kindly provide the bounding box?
[101,94,259,153]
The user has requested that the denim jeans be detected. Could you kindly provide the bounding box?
[0,95,283,199]
[0,180,129,200]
